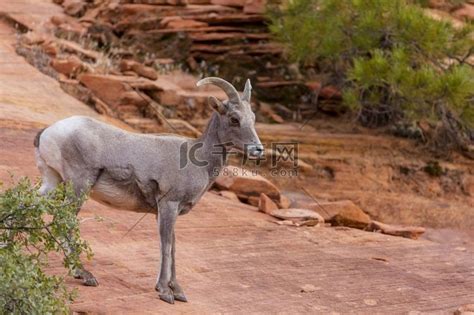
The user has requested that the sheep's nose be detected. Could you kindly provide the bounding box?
[247,144,264,158]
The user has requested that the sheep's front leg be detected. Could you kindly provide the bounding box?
[170,230,187,302]
[155,201,178,304]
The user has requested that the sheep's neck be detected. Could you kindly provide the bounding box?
[195,112,228,181]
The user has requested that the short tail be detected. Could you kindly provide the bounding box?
[33,128,46,148]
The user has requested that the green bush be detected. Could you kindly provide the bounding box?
[0,178,91,314]
[270,0,474,153]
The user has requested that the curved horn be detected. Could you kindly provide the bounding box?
[196,77,241,105]
[242,78,252,103]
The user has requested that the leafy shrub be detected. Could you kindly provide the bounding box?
[270,0,474,154]
[0,178,91,314]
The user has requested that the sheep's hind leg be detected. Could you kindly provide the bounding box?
[65,170,100,287]
[35,151,62,196]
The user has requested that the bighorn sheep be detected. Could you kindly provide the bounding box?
[34,77,263,304]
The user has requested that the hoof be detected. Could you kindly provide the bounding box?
[174,293,187,302]
[159,294,175,304]
[83,277,99,287]
[74,269,98,286]
[155,284,175,304]
[73,273,82,280]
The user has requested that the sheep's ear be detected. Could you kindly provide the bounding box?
[208,96,227,114]
[242,79,252,103]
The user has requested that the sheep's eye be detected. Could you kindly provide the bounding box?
[230,117,240,126]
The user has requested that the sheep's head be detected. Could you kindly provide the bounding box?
[197,77,263,158]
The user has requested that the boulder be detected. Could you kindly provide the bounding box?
[368,221,425,240]
[131,63,158,81]
[149,77,184,106]
[246,196,260,207]
[56,20,88,37]
[57,39,100,61]
[79,74,127,107]
[119,59,158,80]
[21,32,47,45]
[50,55,86,77]
[219,190,240,202]
[120,91,148,108]
[277,194,292,209]
[270,208,324,222]
[258,193,278,214]
[79,74,150,108]
[42,41,58,57]
[51,15,67,26]
[63,0,87,17]
[304,200,371,229]
[119,59,136,72]
[215,166,281,200]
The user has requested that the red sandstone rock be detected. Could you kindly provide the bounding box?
[368,221,426,240]
[246,196,260,207]
[21,31,47,45]
[120,59,158,80]
[454,304,474,315]
[131,63,158,81]
[189,32,269,41]
[42,41,58,56]
[304,200,371,229]
[215,166,281,200]
[258,193,278,214]
[278,194,292,209]
[188,0,211,4]
[219,190,240,202]
[79,74,126,107]
[63,0,87,17]
[79,74,150,108]
[211,0,246,7]
[57,39,100,61]
[243,0,266,14]
[120,0,187,4]
[120,91,149,108]
[270,208,325,222]
[165,119,202,137]
[462,176,474,196]
[259,102,284,123]
[452,4,474,21]
[305,81,342,100]
[50,55,87,77]
[162,17,208,29]
[50,15,67,26]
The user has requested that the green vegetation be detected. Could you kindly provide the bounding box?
[270,0,474,153]
[0,178,91,314]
